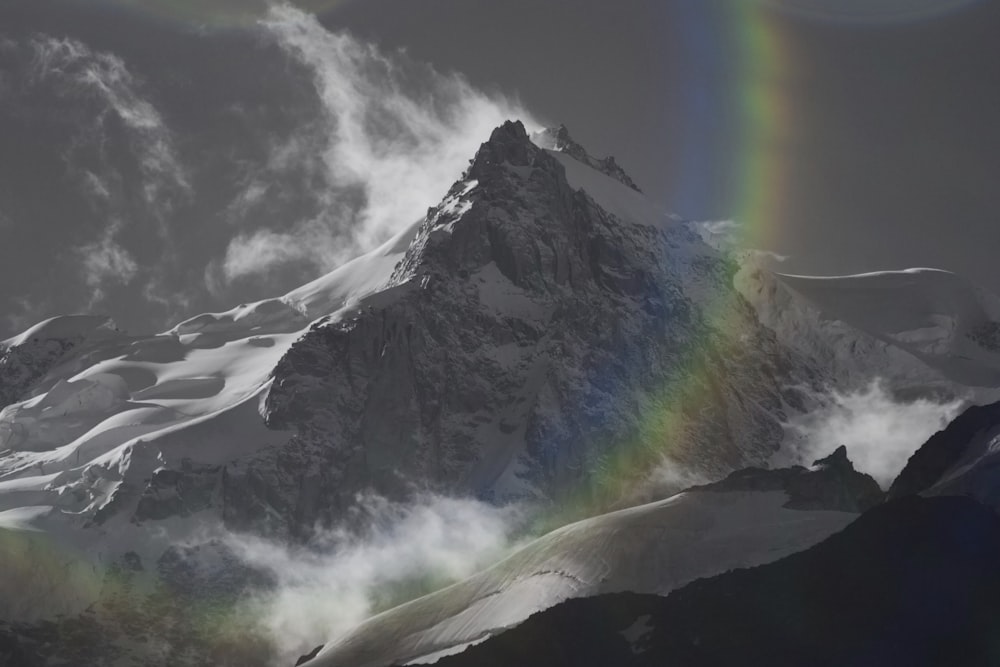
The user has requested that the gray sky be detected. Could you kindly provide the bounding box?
[0,0,999,336]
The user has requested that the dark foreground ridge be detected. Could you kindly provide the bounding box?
[412,495,1000,667]
[889,400,1000,499]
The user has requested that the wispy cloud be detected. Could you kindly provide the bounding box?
[30,35,190,212]
[27,35,190,308]
[779,380,964,487]
[79,222,139,305]
[217,5,535,284]
[221,218,344,284]
[227,493,524,664]
[691,219,789,262]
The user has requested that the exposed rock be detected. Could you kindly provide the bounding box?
[696,444,883,512]
[134,460,221,522]
[531,124,643,193]
[888,400,1000,499]
[296,646,324,666]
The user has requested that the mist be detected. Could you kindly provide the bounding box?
[780,380,964,487]
[226,493,526,663]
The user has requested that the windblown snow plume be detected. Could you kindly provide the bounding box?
[228,494,525,663]
[220,4,536,283]
[781,380,964,487]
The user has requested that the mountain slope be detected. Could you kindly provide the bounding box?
[779,269,1000,386]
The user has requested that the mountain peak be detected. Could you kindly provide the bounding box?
[531,124,643,193]
[492,118,530,142]
[813,445,852,470]
[465,119,538,179]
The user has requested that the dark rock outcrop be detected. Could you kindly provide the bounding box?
[696,445,883,512]
[296,646,324,666]
[531,124,643,193]
[888,400,1000,499]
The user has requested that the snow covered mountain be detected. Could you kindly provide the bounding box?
[1,120,996,665]
[778,269,1000,387]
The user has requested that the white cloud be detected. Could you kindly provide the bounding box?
[692,219,789,264]
[79,224,139,305]
[218,5,535,283]
[29,35,190,211]
[227,493,524,664]
[25,35,190,309]
[779,380,964,488]
[221,219,343,282]
[692,219,742,251]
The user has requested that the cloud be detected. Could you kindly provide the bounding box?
[692,219,742,251]
[779,380,964,487]
[79,223,139,305]
[227,493,524,664]
[218,5,535,283]
[25,35,191,310]
[29,35,190,212]
[220,219,343,283]
[691,219,789,266]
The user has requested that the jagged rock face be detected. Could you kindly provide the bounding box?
[420,495,1000,667]
[531,125,643,193]
[251,121,798,534]
[888,400,1000,505]
[697,445,883,513]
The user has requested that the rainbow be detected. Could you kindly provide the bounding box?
[535,0,981,524]
[535,1,797,525]
[730,1,795,254]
